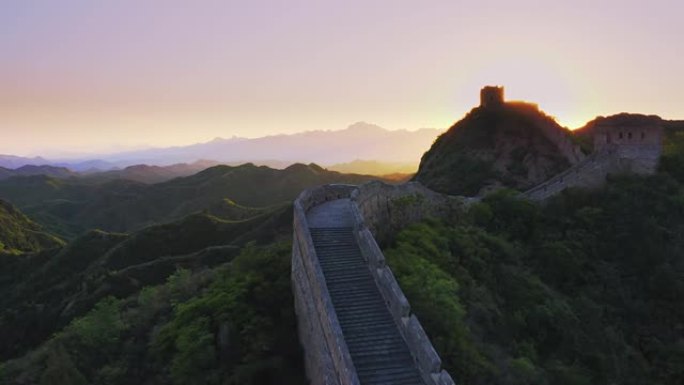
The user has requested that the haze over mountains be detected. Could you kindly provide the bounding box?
[0,123,442,175]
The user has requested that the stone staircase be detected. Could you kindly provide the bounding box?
[310,226,424,385]
[294,187,454,385]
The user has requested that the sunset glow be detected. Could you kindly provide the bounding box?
[1,0,682,156]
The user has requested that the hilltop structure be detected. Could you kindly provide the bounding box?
[416,86,664,199]
[480,85,504,108]
[524,113,664,200]
[415,86,585,195]
[592,114,663,174]
[292,88,667,385]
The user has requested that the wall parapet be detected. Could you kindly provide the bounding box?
[523,141,661,201]
[293,185,360,385]
[353,227,455,385]
[293,181,458,385]
[351,180,474,244]
[525,118,664,201]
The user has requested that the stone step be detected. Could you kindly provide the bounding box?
[336,310,393,325]
[322,262,369,273]
[339,318,396,332]
[357,366,423,385]
[307,213,424,385]
[344,331,404,345]
[354,354,415,370]
[327,285,379,297]
[324,273,373,285]
[328,294,385,308]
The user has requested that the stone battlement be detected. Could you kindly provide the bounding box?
[292,183,463,385]
[593,117,663,174]
[525,117,664,201]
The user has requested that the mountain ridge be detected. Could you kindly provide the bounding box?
[415,102,582,195]
[0,163,380,237]
[0,199,65,253]
[0,123,442,172]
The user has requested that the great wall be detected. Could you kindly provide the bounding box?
[481,86,664,201]
[292,182,465,385]
[292,88,664,385]
[524,113,663,201]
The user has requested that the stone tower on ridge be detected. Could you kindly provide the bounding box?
[480,86,504,108]
[592,115,664,174]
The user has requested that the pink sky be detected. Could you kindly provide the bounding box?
[1,0,682,156]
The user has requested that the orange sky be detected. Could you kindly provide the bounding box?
[1,0,682,156]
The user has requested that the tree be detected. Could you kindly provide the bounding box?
[40,344,87,385]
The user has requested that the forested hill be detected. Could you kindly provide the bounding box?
[0,162,389,384]
[414,102,583,196]
[382,119,684,385]
[0,199,64,253]
[1,120,682,385]
[0,204,302,384]
[0,162,378,238]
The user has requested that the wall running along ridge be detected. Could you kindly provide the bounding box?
[525,123,663,201]
[292,117,664,383]
[293,182,468,385]
[292,184,360,385]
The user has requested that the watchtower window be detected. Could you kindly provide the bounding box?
[641,132,645,140]
[628,132,632,139]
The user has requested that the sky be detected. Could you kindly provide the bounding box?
[1,0,682,156]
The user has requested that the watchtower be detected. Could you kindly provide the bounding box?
[593,114,663,174]
[480,86,504,108]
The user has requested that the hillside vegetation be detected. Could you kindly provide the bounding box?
[0,161,382,384]
[415,103,580,195]
[383,122,684,385]
[0,199,64,253]
[0,163,376,238]
[0,203,291,361]
[0,243,303,385]
[0,199,300,384]
[1,116,682,385]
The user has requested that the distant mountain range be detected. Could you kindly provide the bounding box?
[0,155,51,169]
[0,163,379,237]
[0,161,219,184]
[0,165,77,180]
[0,123,442,175]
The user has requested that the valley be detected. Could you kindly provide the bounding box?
[0,104,682,384]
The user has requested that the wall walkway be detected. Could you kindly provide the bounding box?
[292,184,456,385]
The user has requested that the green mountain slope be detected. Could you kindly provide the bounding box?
[0,204,291,363]
[0,199,64,253]
[383,123,684,385]
[0,162,376,237]
[415,103,581,195]
[0,165,77,181]
[0,242,303,385]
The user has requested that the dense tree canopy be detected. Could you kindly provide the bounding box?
[0,243,304,385]
[385,175,684,385]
